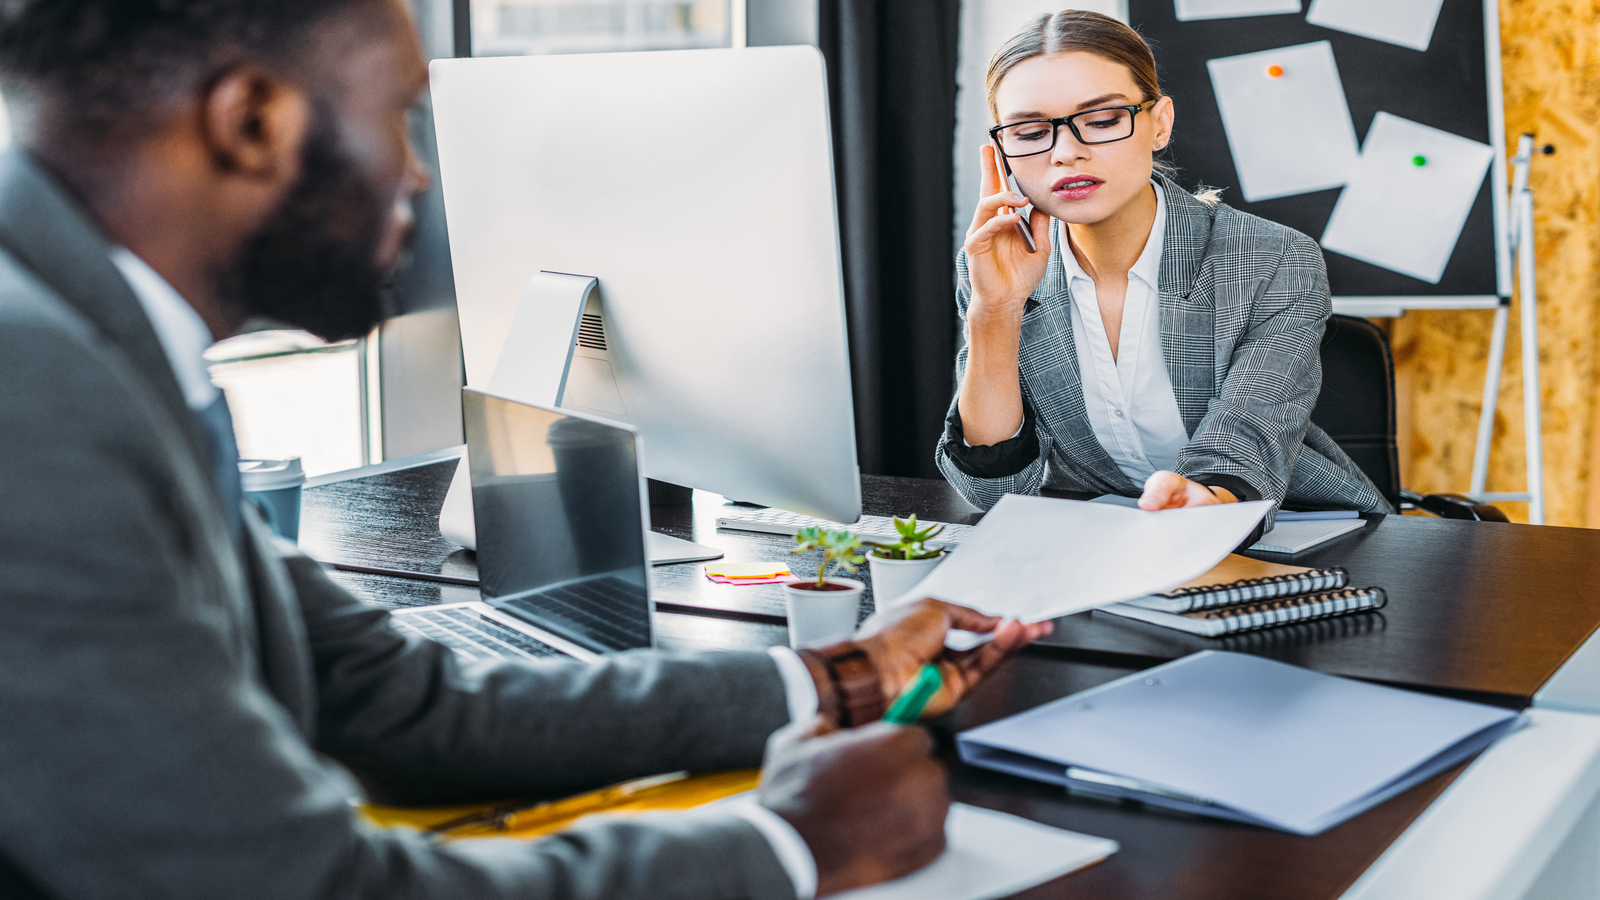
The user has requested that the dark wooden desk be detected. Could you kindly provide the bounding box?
[1040,514,1600,708]
[300,453,1541,900]
[303,456,1600,708]
[301,457,986,623]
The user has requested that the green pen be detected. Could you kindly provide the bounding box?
[883,664,944,725]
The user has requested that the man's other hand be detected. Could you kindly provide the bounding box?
[760,719,948,896]
[855,599,1052,719]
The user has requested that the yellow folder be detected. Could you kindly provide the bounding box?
[361,769,762,840]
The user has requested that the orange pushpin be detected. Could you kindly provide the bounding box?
[1266,64,1284,78]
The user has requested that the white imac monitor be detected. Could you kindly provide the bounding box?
[430,46,861,545]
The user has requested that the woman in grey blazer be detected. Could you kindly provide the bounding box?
[936,9,1389,517]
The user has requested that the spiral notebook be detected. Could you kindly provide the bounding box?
[1122,554,1349,613]
[1100,586,1388,636]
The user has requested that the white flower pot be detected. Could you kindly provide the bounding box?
[867,553,947,608]
[782,578,866,648]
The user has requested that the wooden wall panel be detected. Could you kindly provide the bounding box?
[1389,0,1600,526]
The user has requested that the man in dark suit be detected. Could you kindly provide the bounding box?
[0,2,1047,898]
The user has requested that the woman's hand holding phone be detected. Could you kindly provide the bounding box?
[955,145,1051,447]
[963,145,1050,323]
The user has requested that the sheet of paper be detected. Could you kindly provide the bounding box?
[1306,0,1445,51]
[909,495,1272,623]
[1207,42,1360,202]
[831,804,1118,900]
[1321,112,1494,284]
[1176,0,1300,20]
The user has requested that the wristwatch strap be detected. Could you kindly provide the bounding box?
[795,647,841,725]
[799,642,886,727]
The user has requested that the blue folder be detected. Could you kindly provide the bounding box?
[957,651,1525,835]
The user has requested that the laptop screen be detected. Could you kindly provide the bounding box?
[462,389,653,654]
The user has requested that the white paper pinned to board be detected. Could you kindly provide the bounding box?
[1207,42,1360,202]
[1321,112,1494,284]
[1306,0,1446,51]
[1176,0,1300,21]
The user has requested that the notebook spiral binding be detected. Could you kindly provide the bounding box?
[1197,587,1388,634]
[1162,567,1350,611]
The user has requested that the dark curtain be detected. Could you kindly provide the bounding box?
[818,0,962,478]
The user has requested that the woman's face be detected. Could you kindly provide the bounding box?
[992,51,1174,227]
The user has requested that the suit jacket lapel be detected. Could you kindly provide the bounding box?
[1156,175,1216,437]
[0,149,323,732]
[0,149,210,466]
[1020,219,1136,491]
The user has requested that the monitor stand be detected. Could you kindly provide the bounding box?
[647,532,725,565]
[439,271,724,566]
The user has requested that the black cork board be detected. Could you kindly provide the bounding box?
[1128,0,1506,298]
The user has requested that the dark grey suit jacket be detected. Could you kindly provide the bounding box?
[936,175,1391,518]
[0,150,796,900]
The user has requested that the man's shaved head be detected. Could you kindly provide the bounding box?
[0,0,377,140]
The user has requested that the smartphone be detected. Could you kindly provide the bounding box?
[991,139,1038,253]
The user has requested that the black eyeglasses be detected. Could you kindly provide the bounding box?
[988,101,1156,158]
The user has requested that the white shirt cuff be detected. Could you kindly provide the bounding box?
[961,419,1025,448]
[767,646,820,722]
[729,802,819,900]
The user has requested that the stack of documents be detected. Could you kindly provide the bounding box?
[958,651,1525,835]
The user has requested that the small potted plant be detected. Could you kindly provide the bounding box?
[866,515,949,607]
[784,527,866,648]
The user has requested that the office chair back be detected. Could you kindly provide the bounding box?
[1312,315,1402,511]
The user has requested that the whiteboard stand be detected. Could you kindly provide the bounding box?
[1469,134,1548,525]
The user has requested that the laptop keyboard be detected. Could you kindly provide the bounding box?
[501,575,651,650]
[393,607,569,663]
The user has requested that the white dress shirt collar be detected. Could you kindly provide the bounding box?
[1060,181,1190,484]
[1061,180,1165,295]
[108,247,219,411]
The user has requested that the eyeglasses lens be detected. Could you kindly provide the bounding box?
[997,108,1135,156]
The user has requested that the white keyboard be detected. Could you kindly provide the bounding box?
[715,507,975,547]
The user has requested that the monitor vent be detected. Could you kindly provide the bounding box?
[578,313,607,350]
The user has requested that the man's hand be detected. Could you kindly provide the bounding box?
[1138,470,1237,511]
[853,599,1053,719]
[760,719,948,896]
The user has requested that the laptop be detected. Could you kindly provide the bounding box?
[391,389,654,663]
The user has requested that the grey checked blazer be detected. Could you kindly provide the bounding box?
[936,174,1391,517]
[0,149,797,900]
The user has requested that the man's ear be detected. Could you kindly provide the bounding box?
[200,65,310,181]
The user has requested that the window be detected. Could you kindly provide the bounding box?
[206,332,372,477]
[470,0,732,56]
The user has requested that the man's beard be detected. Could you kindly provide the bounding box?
[218,106,400,343]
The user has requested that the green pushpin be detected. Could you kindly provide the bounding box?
[1412,155,1428,167]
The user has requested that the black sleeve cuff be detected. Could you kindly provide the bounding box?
[943,402,1040,479]
[1191,474,1267,548]
[1190,473,1263,504]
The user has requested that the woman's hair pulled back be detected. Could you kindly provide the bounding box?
[985,10,1162,122]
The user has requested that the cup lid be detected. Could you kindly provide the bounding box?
[238,457,305,490]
